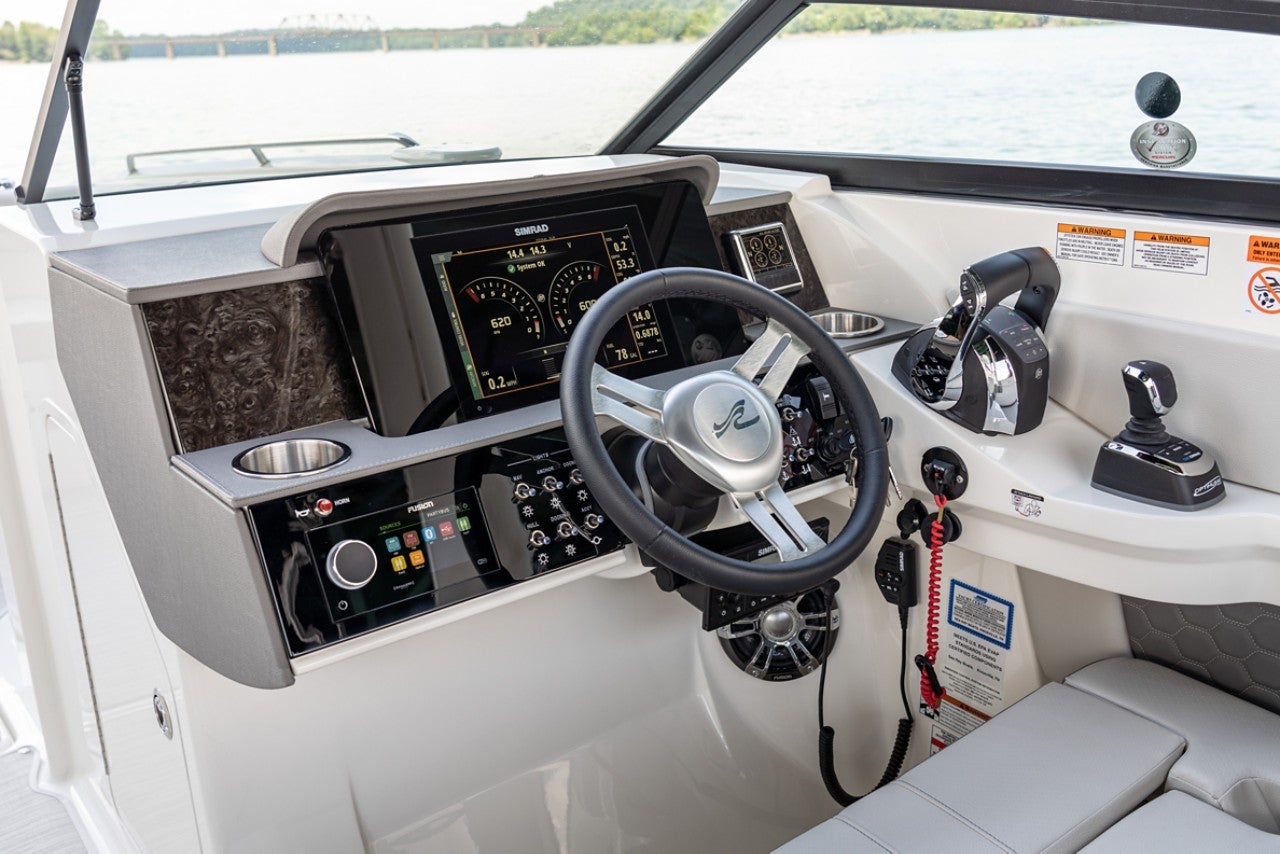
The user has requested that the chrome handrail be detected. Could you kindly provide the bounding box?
[125,133,419,174]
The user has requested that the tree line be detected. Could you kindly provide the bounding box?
[1,5,1079,61]
[0,20,125,62]
[520,0,739,45]
[518,0,1068,46]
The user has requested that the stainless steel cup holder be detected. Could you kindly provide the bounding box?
[810,308,885,338]
[233,438,350,479]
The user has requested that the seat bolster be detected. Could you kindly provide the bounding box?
[1083,790,1280,852]
[1067,657,1280,832]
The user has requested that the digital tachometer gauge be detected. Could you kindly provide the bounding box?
[548,260,606,335]
[455,277,544,354]
[1130,120,1197,169]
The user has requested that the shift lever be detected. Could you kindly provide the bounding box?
[1091,360,1224,510]
[1119,360,1177,445]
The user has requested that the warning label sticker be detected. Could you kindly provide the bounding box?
[1055,223,1125,266]
[948,580,1014,649]
[1011,489,1043,519]
[929,581,1014,753]
[1132,231,1210,275]
[1248,236,1280,265]
[930,695,991,754]
[1247,268,1280,315]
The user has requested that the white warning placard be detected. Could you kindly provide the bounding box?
[1055,223,1125,266]
[929,581,1015,753]
[1132,231,1210,275]
[949,581,1014,650]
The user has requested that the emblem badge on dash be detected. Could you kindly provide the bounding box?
[1192,476,1223,498]
[712,399,760,438]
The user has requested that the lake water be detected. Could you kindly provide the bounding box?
[0,23,1275,193]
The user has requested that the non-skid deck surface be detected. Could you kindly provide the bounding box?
[0,752,86,853]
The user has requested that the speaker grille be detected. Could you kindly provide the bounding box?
[717,589,838,681]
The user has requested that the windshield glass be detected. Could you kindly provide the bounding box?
[3,1,741,198]
[666,5,1279,179]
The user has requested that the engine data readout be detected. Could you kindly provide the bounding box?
[419,206,672,406]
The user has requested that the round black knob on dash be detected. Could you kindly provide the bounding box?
[1135,72,1181,118]
[326,539,378,590]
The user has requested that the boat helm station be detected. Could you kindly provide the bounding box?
[0,0,1279,851]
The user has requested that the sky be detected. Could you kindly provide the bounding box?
[4,1,547,34]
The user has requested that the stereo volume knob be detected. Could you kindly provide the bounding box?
[326,540,378,590]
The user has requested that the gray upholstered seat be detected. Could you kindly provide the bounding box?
[777,656,1280,852]
[1083,790,1280,852]
[776,681,1185,853]
[1067,657,1280,833]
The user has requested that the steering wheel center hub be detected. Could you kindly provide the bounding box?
[662,372,783,493]
[693,383,773,462]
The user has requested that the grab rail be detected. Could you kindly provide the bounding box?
[125,132,419,174]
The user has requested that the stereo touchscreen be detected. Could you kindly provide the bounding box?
[416,206,681,415]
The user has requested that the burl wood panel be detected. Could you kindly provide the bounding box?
[707,203,829,316]
[143,280,364,453]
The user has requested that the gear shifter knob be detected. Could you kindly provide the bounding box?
[1120,360,1176,445]
[1123,360,1177,419]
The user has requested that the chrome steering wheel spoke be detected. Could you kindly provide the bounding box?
[733,482,826,562]
[730,319,811,402]
[591,363,667,443]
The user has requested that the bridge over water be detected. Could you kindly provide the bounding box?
[96,22,555,60]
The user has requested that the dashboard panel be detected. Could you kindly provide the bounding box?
[219,178,866,654]
[247,363,856,656]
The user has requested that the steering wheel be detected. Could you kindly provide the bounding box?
[561,267,888,595]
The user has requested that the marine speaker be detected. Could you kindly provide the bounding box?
[717,588,838,681]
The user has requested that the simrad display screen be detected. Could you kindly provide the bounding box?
[415,206,677,406]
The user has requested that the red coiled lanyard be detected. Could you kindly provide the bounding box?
[916,493,947,714]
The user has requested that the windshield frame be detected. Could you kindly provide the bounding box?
[17,0,100,204]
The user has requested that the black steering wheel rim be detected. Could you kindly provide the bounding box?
[561,267,888,595]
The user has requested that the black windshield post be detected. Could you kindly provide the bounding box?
[16,0,101,207]
[64,54,96,221]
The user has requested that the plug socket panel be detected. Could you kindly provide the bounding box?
[921,447,968,501]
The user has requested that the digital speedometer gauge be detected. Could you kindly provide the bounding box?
[420,205,674,412]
